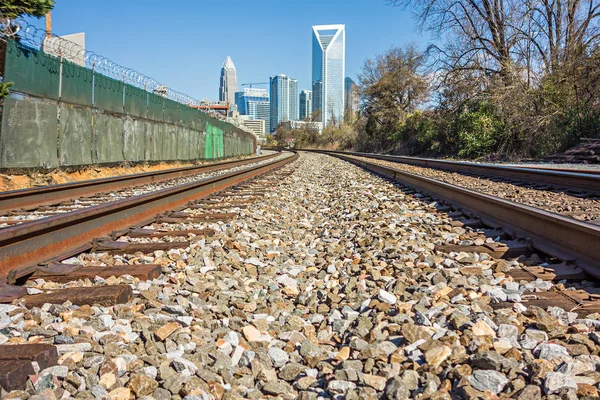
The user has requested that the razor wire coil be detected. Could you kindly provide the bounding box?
[0,15,255,133]
[0,15,202,107]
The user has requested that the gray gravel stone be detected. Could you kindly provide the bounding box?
[468,370,509,394]
[2,153,598,400]
[543,372,578,394]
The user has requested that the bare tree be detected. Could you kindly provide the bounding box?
[522,0,600,74]
[358,44,429,127]
[389,0,525,83]
[389,0,600,84]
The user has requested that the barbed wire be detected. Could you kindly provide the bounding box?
[0,15,203,107]
[0,15,256,134]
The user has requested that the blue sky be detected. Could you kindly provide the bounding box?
[25,0,430,101]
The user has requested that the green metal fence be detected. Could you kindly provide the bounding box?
[0,39,256,168]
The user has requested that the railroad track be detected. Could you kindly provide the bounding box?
[0,151,297,391]
[304,150,600,279]
[0,152,283,225]
[308,151,600,324]
[0,151,599,398]
[334,153,600,223]
[308,150,600,193]
[0,151,296,283]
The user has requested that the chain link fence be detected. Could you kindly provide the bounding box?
[0,18,255,168]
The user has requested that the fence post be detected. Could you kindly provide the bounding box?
[91,60,97,163]
[0,40,7,168]
[121,71,126,161]
[56,55,63,166]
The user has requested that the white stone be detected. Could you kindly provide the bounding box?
[56,343,92,354]
[468,370,508,394]
[231,346,245,366]
[534,342,570,361]
[543,372,578,394]
[268,347,289,368]
[378,289,397,305]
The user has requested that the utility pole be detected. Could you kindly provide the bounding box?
[45,12,52,37]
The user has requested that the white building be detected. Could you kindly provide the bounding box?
[282,120,324,134]
[241,118,266,140]
[312,24,345,126]
[219,56,238,105]
[43,32,85,66]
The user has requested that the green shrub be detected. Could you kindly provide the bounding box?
[456,102,504,158]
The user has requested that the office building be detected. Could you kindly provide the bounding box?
[241,118,266,139]
[312,81,322,119]
[344,77,360,120]
[289,79,299,122]
[219,56,238,105]
[299,90,312,121]
[248,100,271,134]
[235,88,270,134]
[312,24,345,126]
[235,88,268,114]
[270,74,299,132]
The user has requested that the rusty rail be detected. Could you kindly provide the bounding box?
[323,152,600,277]
[0,152,297,281]
[303,150,600,193]
[0,153,281,214]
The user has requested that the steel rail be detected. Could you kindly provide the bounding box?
[0,153,281,214]
[0,152,298,281]
[306,150,600,193]
[325,152,600,277]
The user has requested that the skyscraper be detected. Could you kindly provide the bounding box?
[219,56,238,105]
[299,90,313,121]
[289,79,299,122]
[344,77,360,120]
[312,24,345,126]
[270,74,299,132]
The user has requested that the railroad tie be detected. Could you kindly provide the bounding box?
[490,290,596,318]
[434,240,531,259]
[0,282,27,303]
[167,212,237,221]
[201,198,257,204]
[508,262,588,282]
[0,344,58,391]
[91,239,190,254]
[189,203,248,210]
[20,285,132,308]
[29,263,162,283]
[127,228,215,238]
[218,191,264,197]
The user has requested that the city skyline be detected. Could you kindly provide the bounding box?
[228,24,349,132]
[29,1,429,104]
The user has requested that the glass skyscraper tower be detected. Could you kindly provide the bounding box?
[312,24,345,126]
[299,90,313,121]
[269,74,298,132]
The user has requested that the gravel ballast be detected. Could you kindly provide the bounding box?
[1,153,599,399]
[347,154,600,222]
